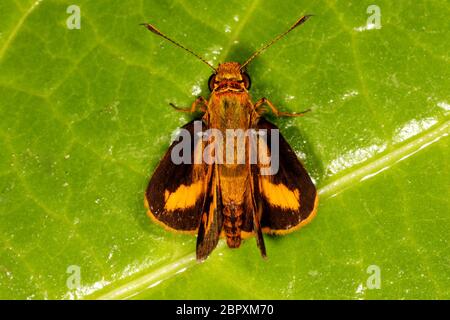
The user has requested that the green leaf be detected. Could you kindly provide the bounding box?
[0,0,448,299]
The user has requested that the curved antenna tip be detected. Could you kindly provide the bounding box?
[142,22,217,72]
[240,14,313,69]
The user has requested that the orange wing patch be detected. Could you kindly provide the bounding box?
[164,181,204,211]
[259,179,300,210]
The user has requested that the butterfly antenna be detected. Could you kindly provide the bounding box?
[141,23,217,72]
[240,15,313,70]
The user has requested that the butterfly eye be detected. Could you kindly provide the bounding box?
[242,72,251,90]
[208,74,216,91]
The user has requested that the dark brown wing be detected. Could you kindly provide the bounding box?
[145,120,208,233]
[196,165,223,260]
[252,118,318,234]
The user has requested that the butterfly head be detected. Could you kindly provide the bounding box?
[208,62,251,93]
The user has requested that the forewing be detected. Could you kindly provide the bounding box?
[252,118,318,234]
[145,120,207,233]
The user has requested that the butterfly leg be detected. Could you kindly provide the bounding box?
[170,96,208,113]
[254,97,310,117]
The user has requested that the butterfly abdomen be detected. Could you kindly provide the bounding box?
[223,202,243,248]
